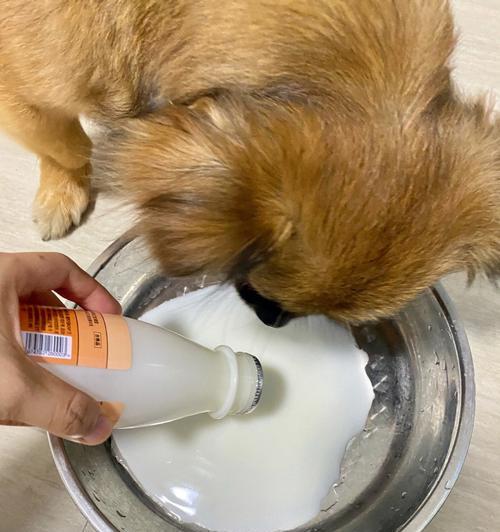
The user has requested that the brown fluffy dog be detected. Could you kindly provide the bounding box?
[1,0,499,324]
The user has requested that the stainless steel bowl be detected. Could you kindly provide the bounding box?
[49,236,475,532]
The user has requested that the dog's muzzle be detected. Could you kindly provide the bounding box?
[235,282,294,328]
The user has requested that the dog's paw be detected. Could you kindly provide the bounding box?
[33,161,90,240]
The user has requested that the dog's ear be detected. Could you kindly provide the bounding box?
[465,111,500,281]
[433,97,500,282]
[94,96,292,278]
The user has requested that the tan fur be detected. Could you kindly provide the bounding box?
[1,0,499,321]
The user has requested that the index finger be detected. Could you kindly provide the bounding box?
[0,252,121,314]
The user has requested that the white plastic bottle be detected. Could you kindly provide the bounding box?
[19,305,263,429]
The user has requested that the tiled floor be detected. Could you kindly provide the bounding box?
[0,1,499,531]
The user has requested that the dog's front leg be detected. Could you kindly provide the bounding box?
[0,90,91,239]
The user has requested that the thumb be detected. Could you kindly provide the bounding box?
[16,358,115,445]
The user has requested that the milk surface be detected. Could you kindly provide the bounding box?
[113,285,374,532]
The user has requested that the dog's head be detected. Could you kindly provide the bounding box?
[97,90,500,326]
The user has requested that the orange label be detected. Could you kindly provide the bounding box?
[19,305,132,370]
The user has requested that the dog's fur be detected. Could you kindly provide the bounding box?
[1,0,499,322]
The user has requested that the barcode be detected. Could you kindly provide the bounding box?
[21,331,72,359]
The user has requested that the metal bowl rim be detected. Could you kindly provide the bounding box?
[48,236,476,532]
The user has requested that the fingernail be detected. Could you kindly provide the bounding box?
[80,415,114,445]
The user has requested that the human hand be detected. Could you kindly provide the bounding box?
[0,252,121,444]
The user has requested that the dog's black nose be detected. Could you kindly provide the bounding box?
[236,282,294,328]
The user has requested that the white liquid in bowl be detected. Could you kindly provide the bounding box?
[113,285,374,532]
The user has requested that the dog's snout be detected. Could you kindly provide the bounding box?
[236,282,294,328]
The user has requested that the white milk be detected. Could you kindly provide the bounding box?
[113,285,374,532]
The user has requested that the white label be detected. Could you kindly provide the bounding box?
[21,331,72,359]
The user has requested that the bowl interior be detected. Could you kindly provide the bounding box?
[50,237,474,532]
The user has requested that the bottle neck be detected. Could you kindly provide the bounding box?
[210,346,264,419]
